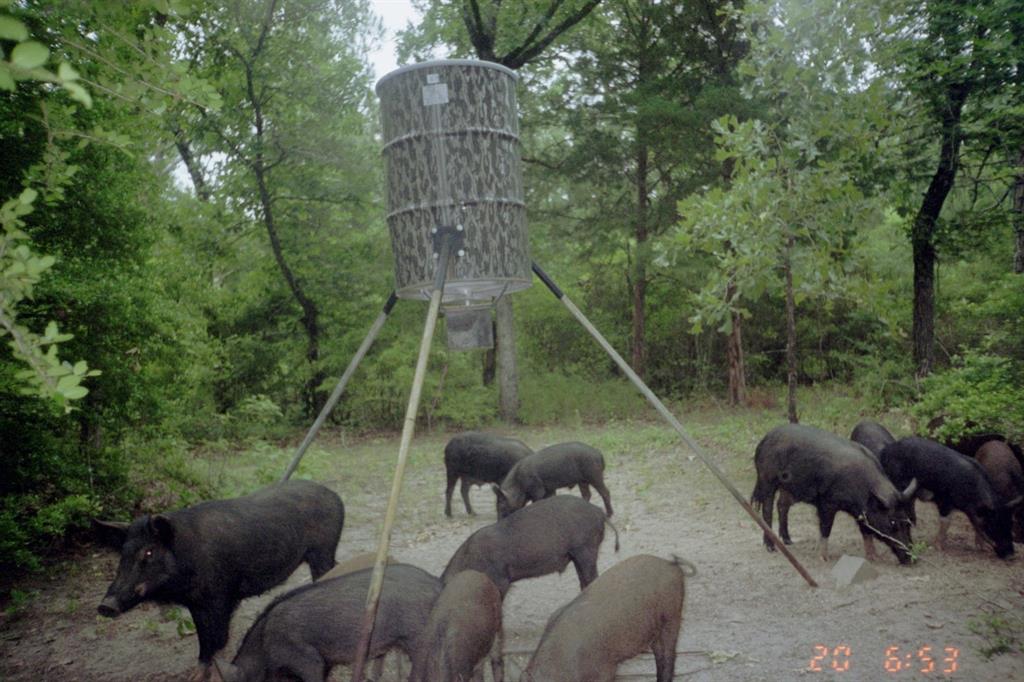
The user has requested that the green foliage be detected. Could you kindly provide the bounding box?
[968,611,1023,659]
[518,370,651,426]
[912,350,1024,443]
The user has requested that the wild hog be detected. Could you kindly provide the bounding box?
[850,419,896,457]
[975,440,1024,543]
[444,432,533,516]
[520,554,693,682]
[409,570,502,682]
[880,437,1017,558]
[441,495,619,596]
[93,480,344,681]
[850,419,917,524]
[212,564,441,682]
[751,424,917,564]
[494,441,613,518]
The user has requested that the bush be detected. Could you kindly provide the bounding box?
[911,350,1024,443]
[518,369,651,425]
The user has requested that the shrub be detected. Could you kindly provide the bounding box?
[911,350,1024,443]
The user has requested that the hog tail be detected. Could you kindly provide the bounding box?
[670,554,698,577]
[604,517,621,552]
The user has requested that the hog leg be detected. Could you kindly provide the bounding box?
[579,482,592,501]
[489,625,505,682]
[759,484,778,552]
[777,490,795,545]
[304,544,337,580]
[569,547,600,589]
[460,479,476,516]
[190,601,234,672]
[964,511,994,551]
[652,617,682,682]
[816,505,839,562]
[592,480,614,517]
[367,654,385,681]
[861,532,878,561]
[445,469,458,517]
[935,515,951,550]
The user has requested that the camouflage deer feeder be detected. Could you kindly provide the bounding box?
[376,60,531,303]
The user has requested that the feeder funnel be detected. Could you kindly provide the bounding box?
[444,302,494,350]
[376,60,531,303]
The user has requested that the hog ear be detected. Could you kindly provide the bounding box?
[92,519,129,550]
[900,478,919,502]
[148,515,175,547]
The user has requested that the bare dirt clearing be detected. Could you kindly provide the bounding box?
[2,419,1022,681]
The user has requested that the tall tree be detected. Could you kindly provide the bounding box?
[526,0,746,381]
[878,0,1024,376]
[169,0,382,416]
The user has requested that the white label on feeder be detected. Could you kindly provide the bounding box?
[422,83,448,106]
[426,73,440,84]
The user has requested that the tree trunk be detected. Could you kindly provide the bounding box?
[243,56,325,416]
[784,232,798,424]
[482,319,496,386]
[911,83,969,378]
[631,143,650,379]
[1014,147,1024,274]
[496,296,519,422]
[725,280,746,406]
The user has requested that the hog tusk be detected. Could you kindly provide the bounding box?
[901,478,918,501]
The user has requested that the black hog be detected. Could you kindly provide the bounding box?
[494,441,613,518]
[212,563,441,682]
[850,419,918,524]
[751,424,917,564]
[441,495,619,596]
[93,480,344,680]
[444,432,533,516]
[880,436,1016,558]
[409,570,502,682]
[520,554,692,682]
[973,441,1024,543]
[850,419,896,457]
[944,431,1024,462]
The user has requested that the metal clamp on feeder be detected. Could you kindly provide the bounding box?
[431,224,465,259]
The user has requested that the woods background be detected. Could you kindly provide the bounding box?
[1,0,1022,573]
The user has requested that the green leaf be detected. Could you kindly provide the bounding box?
[73,360,88,375]
[60,385,89,400]
[63,81,92,108]
[11,41,49,69]
[19,187,38,205]
[57,61,79,82]
[0,15,27,41]
[0,64,13,91]
[44,320,57,339]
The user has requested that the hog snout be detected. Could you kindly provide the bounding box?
[97,595,122,617]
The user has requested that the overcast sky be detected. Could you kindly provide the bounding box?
[368,0,422,81]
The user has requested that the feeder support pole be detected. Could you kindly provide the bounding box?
[531,261,818,589]
[281,292,400,482]
[351,236,454,682]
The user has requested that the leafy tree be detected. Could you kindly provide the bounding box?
[875,0,1024,376]
[676,0,892,413]
[525,0,747,381]
[167,0,384,417]
[0,9,97,408]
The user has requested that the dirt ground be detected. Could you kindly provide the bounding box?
[1,425,1022,681]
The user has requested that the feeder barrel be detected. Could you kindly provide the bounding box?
[376,60,532,303]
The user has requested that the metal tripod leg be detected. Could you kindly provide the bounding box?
[281,292,400,482]
[531,261,818,588]
[350,237,454,681]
